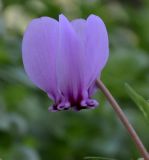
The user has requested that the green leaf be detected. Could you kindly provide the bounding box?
[125,83,149,122]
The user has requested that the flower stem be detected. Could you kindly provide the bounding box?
[96,79,149,160]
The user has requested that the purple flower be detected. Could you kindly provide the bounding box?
[22,14,109,111]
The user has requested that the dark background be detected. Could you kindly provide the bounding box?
[0,0,149,159]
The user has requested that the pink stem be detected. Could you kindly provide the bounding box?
[96,79,149,160]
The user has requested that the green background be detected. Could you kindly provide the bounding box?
[0,0,149,159]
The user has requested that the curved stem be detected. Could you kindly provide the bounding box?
[96,79,149,160]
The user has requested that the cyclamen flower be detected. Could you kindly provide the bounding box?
[22,14,109,111]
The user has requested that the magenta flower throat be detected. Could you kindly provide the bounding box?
[22,14,109,111]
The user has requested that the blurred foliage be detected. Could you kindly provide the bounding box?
[126,83,149,123]
[0,0,149,160]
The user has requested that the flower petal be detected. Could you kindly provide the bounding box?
[71,15,109,93]
[57,15,85,101]
[22,17,59,100]
[85,15,109,87]
[71,19,86,44]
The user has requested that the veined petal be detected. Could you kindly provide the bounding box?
[85,15,109,87]
[22,17,59,100]
[71,15,109,92]
[57,15,85,102]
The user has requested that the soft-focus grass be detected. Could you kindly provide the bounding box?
[0,0,149,160]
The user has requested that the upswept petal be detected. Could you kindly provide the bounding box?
[57,15,85,102]
[85,15,109,87]
[22,17,59,100]
[71,15,109,92]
